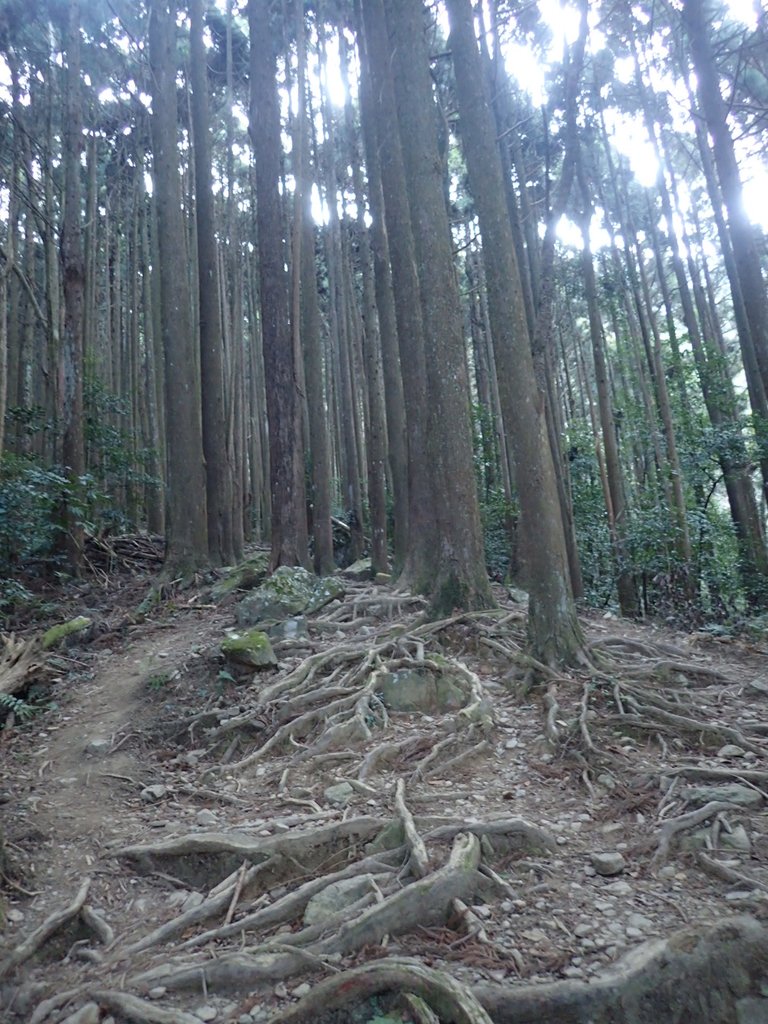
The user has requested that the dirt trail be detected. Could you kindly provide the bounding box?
[2,578,768,1024]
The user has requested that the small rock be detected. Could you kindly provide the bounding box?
[194,1006,218,1022]
[5,908,24,923]
[148,987,167,1000]
[221,629,277,671]
[590,852,626,876]
[658,865,676,880]
[324,782,355,807]
[504,738,519,749]
[627,913,653,931]
[196,809,218,826]
[563,966,584,978]
[274,983,289,999]
[625,927,643,939]
[266,617,308,642]
[238,1016,254,1024]
[341,558,373,580]
[574,923,593,938]
[600,822,623,835]
[304,875,374,925]
[718,744,746,758]
[721,825,751,853]
[140,784,168,802]
[685,783,763,808]
[725,891,755,902]
[84,737,111,756]
[596,773,616,790]
[603,880,632,896]
[60,1004,100,1024]
[292,983,311,997]
[182,892,205,912]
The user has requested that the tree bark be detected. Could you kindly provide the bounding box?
[248,0,308,570]
[385,0,493,616]
[59,0,86,572]
[190,0,238,565]
[149,0,208,574]
[448,0,583,662]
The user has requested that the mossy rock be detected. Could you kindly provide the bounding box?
[305,576,344,613]
[42,616,93,650]
[376,666,468,713]
[235,566,344,625]
[211,553,269,602]
[221,629,277,670]
[342,558,373,580]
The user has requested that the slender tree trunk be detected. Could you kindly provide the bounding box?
[357,21,409,570]
[577,168,640,617]
[248,0,308,569]
[149,0,208,573]
[448,0,582,661]
[59,0,85,572]
[683,0,768,404]
[190,0,237,565]
[296,6,334,575]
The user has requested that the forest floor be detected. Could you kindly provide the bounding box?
[1,543,768,1024]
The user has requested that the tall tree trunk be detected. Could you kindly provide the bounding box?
[683,0,768,405]
[296,4,334,575]
[59,0,85,572]
[448,0,583,662]
[248,0,308,570]
[385,0,493,616]
[360,0,437,591]
[357,19,409,570]
[190,0,238,565]
[577,165,640,617]
[149,0,208,574]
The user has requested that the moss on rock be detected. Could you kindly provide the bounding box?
[42,616,92,650]
[221,629,277,670]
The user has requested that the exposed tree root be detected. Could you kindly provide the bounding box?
[395,778,430,878]
[177,847,406,951]
[652,801,746,865]
[0,877,91,981]
[472,915,768,1024]
[88,990,202,1024]
[130,832,484,993]
[267,956,494,1024]
[696,851,768,893]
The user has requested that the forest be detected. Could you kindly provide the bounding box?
[1,2,768,1024]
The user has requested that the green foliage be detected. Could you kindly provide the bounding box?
[146,671,172,691]
[84,375,158,532]
[0,693,37,721]
[480,486,517,583]
[0,374,160,605]
[0,454,70,568]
